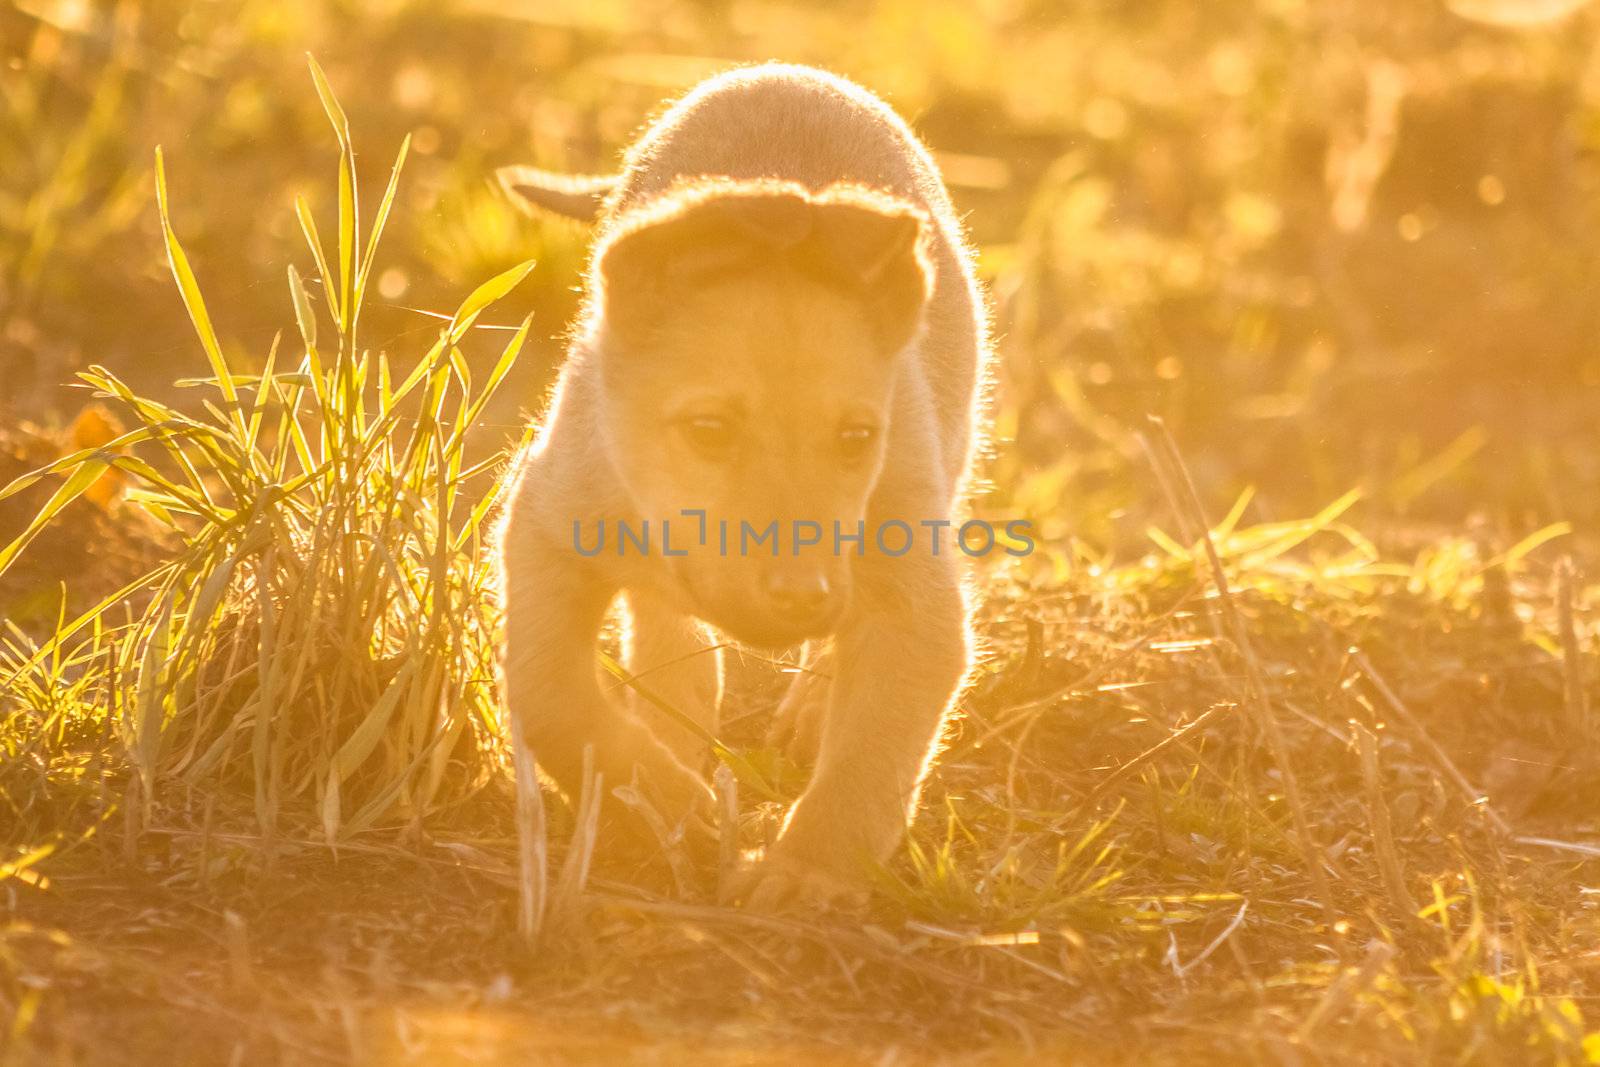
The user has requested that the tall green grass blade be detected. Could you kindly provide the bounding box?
[0,459,111,579]
[288,265,318,349]
[452,315,532,450]
[595,650,781,801]
[331,659,418,783]
[154,147,241,431]
[1500,522,1572,565]
[294,195,340,326]
[0,424,168,501]
[336,149,357,336]
[357,133,410,303]
[305,53,351,147]
[246,333,283,452]
[306,56,358,337]
[448,259,536,343]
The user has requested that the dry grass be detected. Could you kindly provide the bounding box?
[6,495,1600,1062]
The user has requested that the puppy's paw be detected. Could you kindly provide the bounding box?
[732,848,869,914]
[651,753,717,821]
[598,744,720,892]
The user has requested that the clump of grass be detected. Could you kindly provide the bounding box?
[0,592,122,871]
[877,796,1128,931]
[0,59,532,845]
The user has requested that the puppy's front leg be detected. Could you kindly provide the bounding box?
[745,551,969,908]
[620,588,724,771]
[502,533,713,826]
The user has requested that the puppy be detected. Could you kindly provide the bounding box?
[497,63,991,909]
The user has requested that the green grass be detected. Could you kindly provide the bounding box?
[1,59,532,855]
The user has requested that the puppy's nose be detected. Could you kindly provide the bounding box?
[763,569,832,618]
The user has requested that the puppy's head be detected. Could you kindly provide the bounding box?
[591,179,932,648]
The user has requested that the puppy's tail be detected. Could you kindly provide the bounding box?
[496,165,617,223]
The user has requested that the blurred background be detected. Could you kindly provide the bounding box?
[4,0,1600,556]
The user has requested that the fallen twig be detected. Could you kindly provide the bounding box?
[510,715,546,944]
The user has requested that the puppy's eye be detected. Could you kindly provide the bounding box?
[681,415,736,460]
[837,424,878,461]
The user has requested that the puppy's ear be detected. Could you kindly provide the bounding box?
[809,202,931,355]
[497,165,614,223]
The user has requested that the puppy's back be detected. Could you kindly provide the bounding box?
[610,65,939,218]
